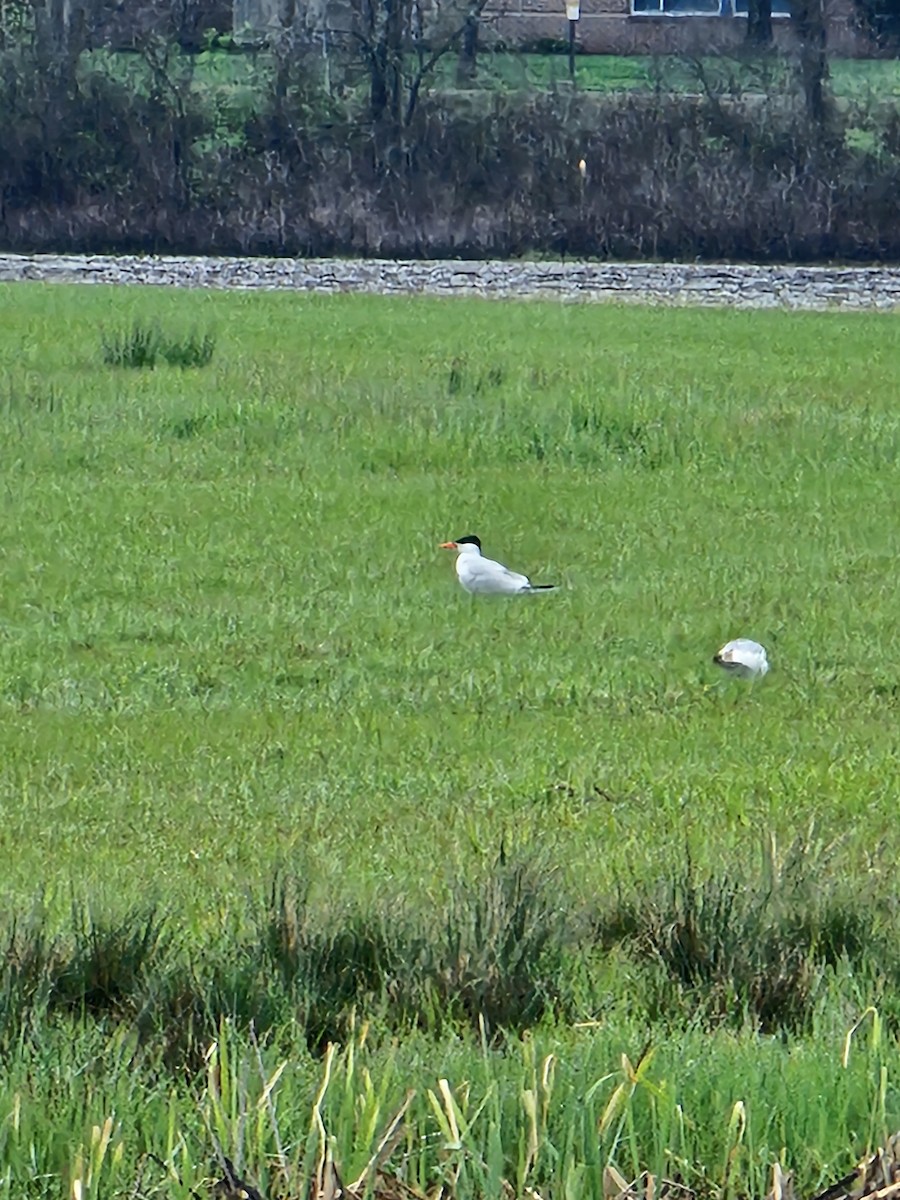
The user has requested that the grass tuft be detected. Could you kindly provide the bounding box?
[101,323,215,368]
[259,874,409,1051]
[436,852,576,1037]
[595,836,900,1034]
[161,330,216,368]
[101,321,161,368]
[0,902,58,1033]
[53,902,171,1017]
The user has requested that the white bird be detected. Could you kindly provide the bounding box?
[713,638,769,679]
[439,535,557,596]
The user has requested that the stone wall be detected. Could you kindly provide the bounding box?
[3,253,900,310]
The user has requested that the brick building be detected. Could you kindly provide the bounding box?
[39,0,871,57]
[236,0,869,58]
[489,0,864,55]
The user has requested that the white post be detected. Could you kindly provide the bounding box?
[565,0,580,80]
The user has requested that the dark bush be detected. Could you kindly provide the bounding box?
[2,21,900,261]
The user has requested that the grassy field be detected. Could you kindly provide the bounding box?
[2,283,900,1198]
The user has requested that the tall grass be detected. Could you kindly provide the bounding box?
[1,848,898,1051]
[100,322,216,368]
[0,995,894,1199]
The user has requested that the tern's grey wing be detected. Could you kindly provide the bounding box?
[499,564,532,591]
[465,556,530,594]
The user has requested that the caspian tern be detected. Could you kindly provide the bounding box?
[439,535,558,596]
[713,638,769,678]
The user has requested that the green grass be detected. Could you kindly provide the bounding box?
[445,51,664,91]
[2,283,900,1195]
[498,54,900,97]
[3,286,900,911]
[87,45,900,101]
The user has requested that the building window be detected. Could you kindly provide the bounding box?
[732,0,792,15]
[633,0,790,13]
[633,0,722,12]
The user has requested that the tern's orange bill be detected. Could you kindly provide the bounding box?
[439,542,457,549]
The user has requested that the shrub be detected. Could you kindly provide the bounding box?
[3,22,900,261]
